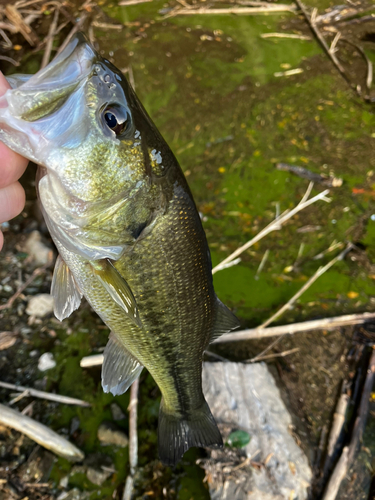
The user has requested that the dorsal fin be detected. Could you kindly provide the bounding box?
[102,332,143,396]
[210,298,240,342]
[51,254,83,321]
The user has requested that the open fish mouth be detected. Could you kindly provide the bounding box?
[6,33,96,122]
[0,33,101,163]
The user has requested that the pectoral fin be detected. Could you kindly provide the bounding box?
[102,332,143,396]
[210,298,240,342]
[90,259,142,328]
[51,254,83,321]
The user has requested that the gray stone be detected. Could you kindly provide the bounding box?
[37,352,56,371]
[202,362,312,500]
[56,488,90,500]
[26,294,54,318]
[110,402,126,421]
[97,421,128,447]
[22,230,52,266]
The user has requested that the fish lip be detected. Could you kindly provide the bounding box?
[26,32,97,89]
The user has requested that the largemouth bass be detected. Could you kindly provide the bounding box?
[0,33,239,465]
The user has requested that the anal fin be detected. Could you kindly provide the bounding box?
[90,259,142,328]
[102,332,143,396]
[51,254,83,321]
[210,298,240,342]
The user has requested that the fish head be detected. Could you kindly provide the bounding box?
[0,32,171,205]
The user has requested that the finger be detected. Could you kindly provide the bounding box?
[0,72,29,188]
[0,182,25,224]
[0,231,3,252]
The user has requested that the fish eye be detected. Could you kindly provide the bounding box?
[102,105,130,136]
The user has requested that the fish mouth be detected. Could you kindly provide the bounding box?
[29,32,96,90]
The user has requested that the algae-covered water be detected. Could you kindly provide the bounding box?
[1,0,375,498]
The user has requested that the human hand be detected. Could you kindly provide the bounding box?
[0,72,29,251]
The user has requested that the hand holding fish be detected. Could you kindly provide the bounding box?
[0,72,28,251]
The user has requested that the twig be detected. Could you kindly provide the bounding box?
[245,346,300,362]
[0,380,91,407]
[326,391,349,458]
[0,55,20,66]
[339,38,373,90]
[40,7,59,69]
[80,354,104,367]
[261,32,311,40]
[119,0,153,4]
[122,378,139,500]
[214,311,375,344]
[0,254,53,311]
[212,184,330,273]
[0,403,84,461]
[255,249,269,277]
[165,4,297,18]
[322,349,375,500]
[250,243,354,362]
[56,11,90,55]
[4,4,39,46]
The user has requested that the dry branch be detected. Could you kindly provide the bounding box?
[40,7,59,69]
[122,378,140,500]
[214,311,375,344]
[5,4,39,46]
[0,381,91,407]
[80,353,104,367]
[165,4,297,18]
[0,403,84,461]
[213,183,330,273]
[322,349,375,500]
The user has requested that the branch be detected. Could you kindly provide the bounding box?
[0,380,91,407]
[0,403,84,461]
[212,183,330,273]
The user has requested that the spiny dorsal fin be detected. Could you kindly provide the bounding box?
[210,298,240,342]
[90,259,142,328]
[102,332,143,396]
[51,254,83,321]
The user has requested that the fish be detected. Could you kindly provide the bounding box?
[0,33,240,466]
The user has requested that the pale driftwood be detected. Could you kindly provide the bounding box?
[327,392,349,458]
[80,354,104,367]
[214,311,375,344]
[122,378,139,500]
[322,350,375,500]
[212,183,330,273]
[0,381,91,407]
[322,447,349,500]
[0,403,84,461]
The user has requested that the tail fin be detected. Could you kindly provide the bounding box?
[158,398,223,466]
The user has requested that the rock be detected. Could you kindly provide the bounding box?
[85,453,115,486]
[202,362,312,500]
[38,352,56,371]
[110,403,126,421]
[26,294,54,318]
[56,488,90,500]
[22,230,52,266]
[97,421,128,447]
